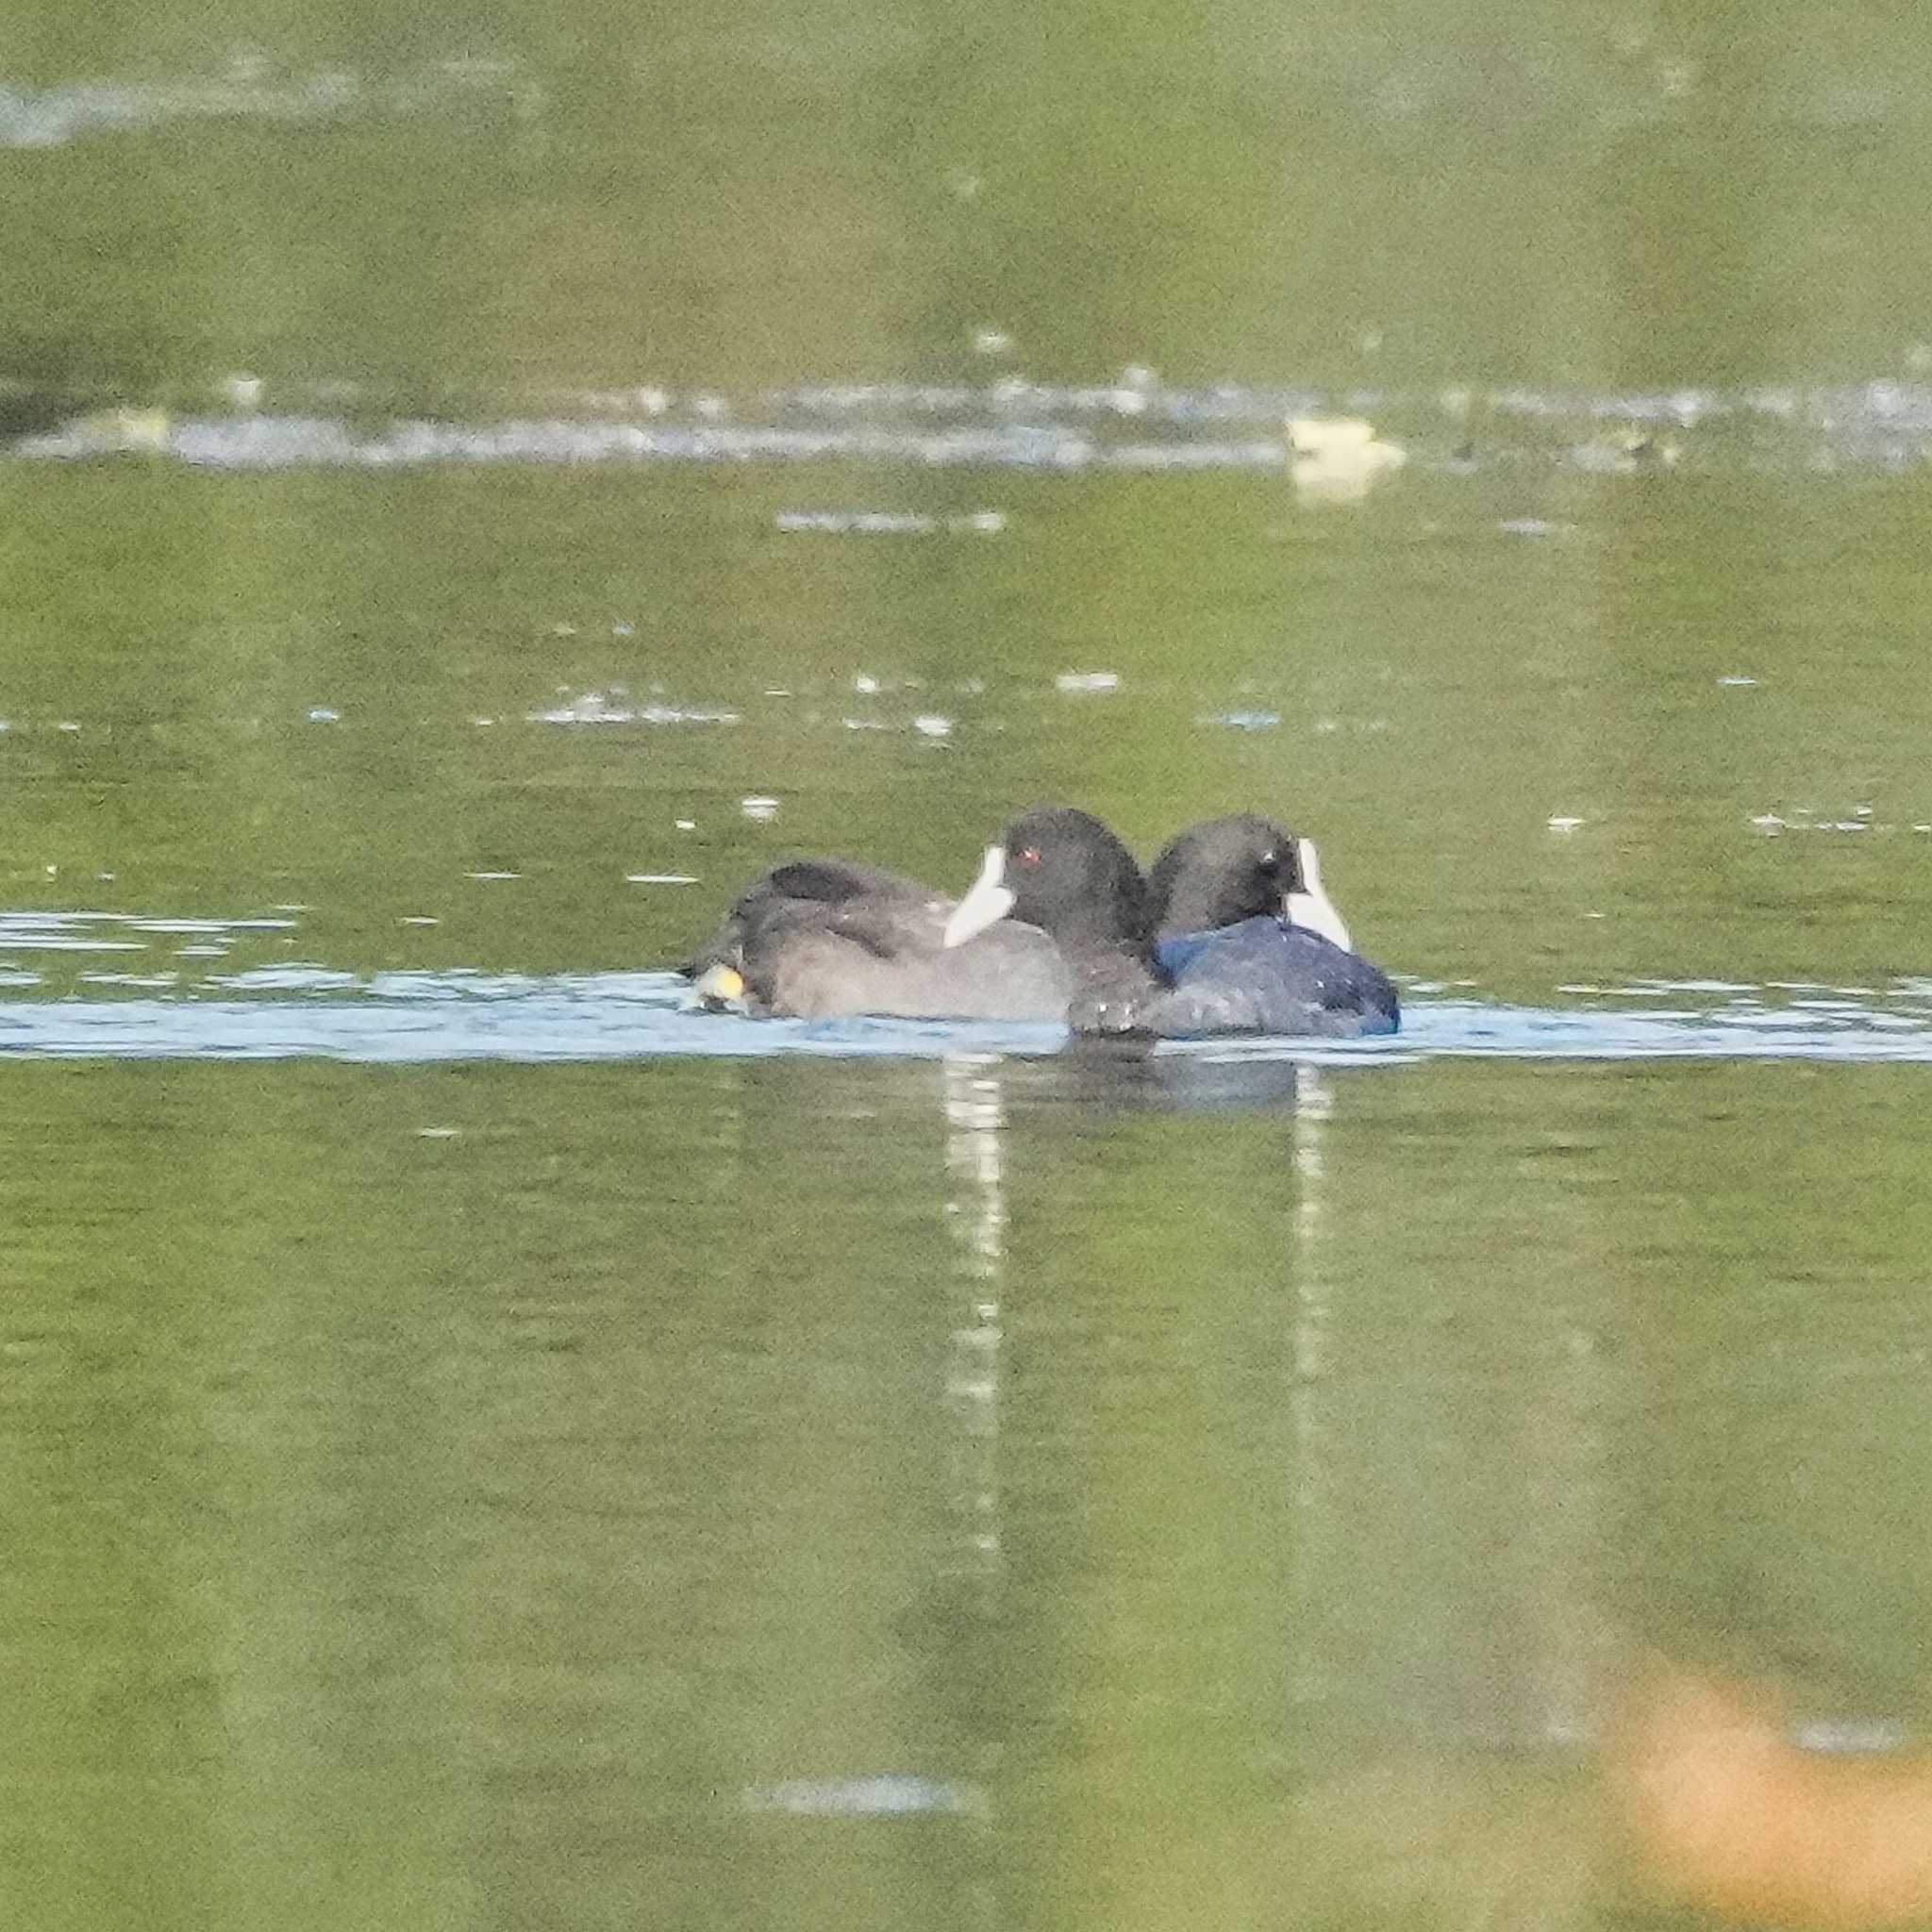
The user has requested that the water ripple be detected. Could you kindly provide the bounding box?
[14,377,1932,477]
[0,974,1929,1065]
[0,55,519,149]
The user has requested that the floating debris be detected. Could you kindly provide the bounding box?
[70,406,172,454]
[1574,428,1683,473]
[1286,415,1407,502]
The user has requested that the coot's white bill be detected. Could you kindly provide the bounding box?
[1284,839,1353,952]
[942,845,1016,948]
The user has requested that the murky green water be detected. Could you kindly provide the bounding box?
[7,7,1932,1929]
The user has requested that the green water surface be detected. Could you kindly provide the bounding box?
[5,6,1932,1929]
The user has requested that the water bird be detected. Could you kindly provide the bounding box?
[943,808,1398,1038]
[1145,812,1354,952]
[680,812,1395,1036]
[680,855,1070,1023]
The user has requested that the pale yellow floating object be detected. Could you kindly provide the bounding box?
[1620,428,1682,468]
[75,406,173,454]
[1285,414,1407,502]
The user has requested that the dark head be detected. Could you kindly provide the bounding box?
[942,808,1152,958]
[1146,815,1303,940]
[1147,813,1355,953]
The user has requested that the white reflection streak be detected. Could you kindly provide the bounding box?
[1289,1063,1335,1703]
[1291,1064,1335,1377]
[941,1053,1005,1588]
[1527,1320,1607,1747]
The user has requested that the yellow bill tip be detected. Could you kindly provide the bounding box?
[694,962,746,1006]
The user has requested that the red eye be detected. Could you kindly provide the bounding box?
[1020,846,1042,866]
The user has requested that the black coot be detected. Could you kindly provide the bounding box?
[944,808,1399,1038]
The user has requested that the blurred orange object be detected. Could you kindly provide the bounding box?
[1614,1657,1932,1928]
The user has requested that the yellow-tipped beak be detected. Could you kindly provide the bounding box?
[694,962,746,1006]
